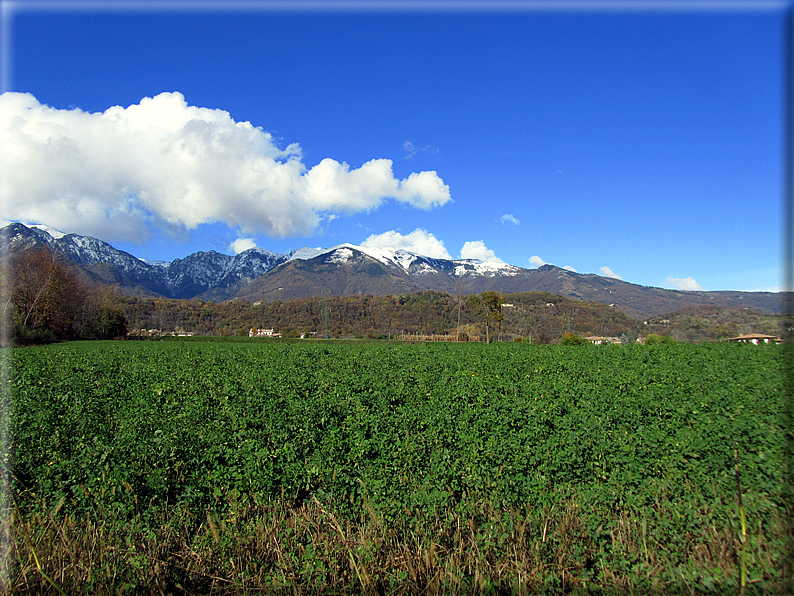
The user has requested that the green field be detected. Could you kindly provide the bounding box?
[4,339,791,593]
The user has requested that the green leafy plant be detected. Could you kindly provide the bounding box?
[6,340,788,593]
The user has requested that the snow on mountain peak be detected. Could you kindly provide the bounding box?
[454,260,520,277]
[284,247,320,262]
[392,249,419,270]
[325,247,352,263]
[30,224,67,239]
[340,244,408,268]
[286,243,415,269]
[143,259,170,268]
[238,246,282,258]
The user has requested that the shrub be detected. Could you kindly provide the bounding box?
[645,333,675,345]
[560,332,585,345]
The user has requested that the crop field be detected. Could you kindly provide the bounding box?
[3,339,791,594]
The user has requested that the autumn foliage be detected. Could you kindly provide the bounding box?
[3,248,127,344]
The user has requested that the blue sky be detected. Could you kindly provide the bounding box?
[0,1,786,292]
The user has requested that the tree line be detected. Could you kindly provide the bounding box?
[112,289,644,343]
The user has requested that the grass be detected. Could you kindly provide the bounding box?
[4,486,789,594]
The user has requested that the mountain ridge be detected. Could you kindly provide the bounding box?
[1,222,785,319]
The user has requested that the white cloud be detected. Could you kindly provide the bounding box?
[393,170,450,208]
[402,139,438,159]
[600,266,623,280]
[361,228,452,259]
[529,256,575,271]
[460,240,503,263]
[402,140,417,158]
[230,238,257,254]
[666,276,704,291]
[500,213,520,225]
[529,256,576,271]
[0,92,451,244]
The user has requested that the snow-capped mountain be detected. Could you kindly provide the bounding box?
[285,243,522,278]
[0,224,527,301]
[0,223,289,299]
[1,223,785,318]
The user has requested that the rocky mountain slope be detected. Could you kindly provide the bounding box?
[1,223,287,299]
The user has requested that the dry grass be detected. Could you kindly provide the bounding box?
[2,490,789,595]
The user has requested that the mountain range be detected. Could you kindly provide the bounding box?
[1,222,785,320]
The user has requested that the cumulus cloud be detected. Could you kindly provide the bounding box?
[500,213,520,225]
[666,276,704,291]
[528,256,575,271]
[230,238,257,254]
[0,92,452,243]
[460,240,503,263]
[600,266,622,280]
[361,228,452,259]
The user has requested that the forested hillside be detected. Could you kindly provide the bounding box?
[114,291,637,342]
[112,290,786,343]
[642,305,785,342]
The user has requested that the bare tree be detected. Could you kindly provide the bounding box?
[8,248,84,342]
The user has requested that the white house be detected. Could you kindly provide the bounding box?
[725,333,782,345]
[249,328,281,338]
